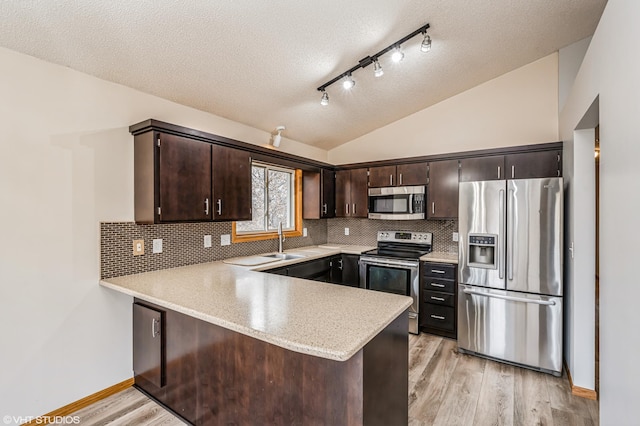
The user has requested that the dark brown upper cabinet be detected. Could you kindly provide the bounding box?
[134,131,212,223]
[303,169,335,219]
[335,168,368,218]
[427,160,459,219]
[211,145,252,221]
[505,150,562,179]
[368,163,428,187]
[459,155,506,182]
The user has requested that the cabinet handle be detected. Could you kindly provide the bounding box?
[152,318,160,338]
[217,199,222,215]
[430,315,446,320]
[432,202,435,214]
[205,198,209,215]
[339,259,343,270]
[431,296,445,301]
[390,175,393,186]
[352,203,356,215]
[430,283,445,288]
[511,165,515,179]
[497,166,501,179]
[399,173,403,185]
[346,203,349,215]
[322,203,327,214]
[431,269,446,274]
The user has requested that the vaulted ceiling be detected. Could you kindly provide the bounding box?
[0,1,606,150]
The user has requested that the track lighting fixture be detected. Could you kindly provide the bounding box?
[316,22,431,105]
[391,46,404,63]
[320,90,329,106]
[271,126,285,147]
[342,74,355,90]
[420,31,432,52]
[373,59,384,77]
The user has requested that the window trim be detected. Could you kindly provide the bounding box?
[232,168,303,243]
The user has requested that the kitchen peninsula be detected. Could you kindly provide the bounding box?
[100,250,411,425]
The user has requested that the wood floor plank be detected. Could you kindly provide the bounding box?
[545,372,599,425]
[551,408,595,426]
[473,359,515,426]
[408,333,443,387]
[514,367,554,426]
[431,351,486,426]
[408,338,460,424]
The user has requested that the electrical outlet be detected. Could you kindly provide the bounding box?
[344,227,350,236]
[303,228,308,237]
[221,234,231,246]
[204,235,212,248]
[453,232,459,242]
[133,240,144,256]
[152,239,163,254]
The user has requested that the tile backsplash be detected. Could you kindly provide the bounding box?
[100,219,327,279]
[327,218,458,253]
[100,218,457,279]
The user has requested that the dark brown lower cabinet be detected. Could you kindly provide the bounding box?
[419,262,458,339]
[133,298,408,426]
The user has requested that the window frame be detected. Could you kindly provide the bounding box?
[232,164,302,243]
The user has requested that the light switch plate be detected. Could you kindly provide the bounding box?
[345,227,350,236]
[204,235,212,248]
[303,228,308,237]
[221,234,231,246]
[152,239,163,254]
[133,240,144,256]
[453,232,459,242]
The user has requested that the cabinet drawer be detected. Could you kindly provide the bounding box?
[422,263,456,280]
[423,290,455,307]
[422,278,455,293]
[422,304,455,332]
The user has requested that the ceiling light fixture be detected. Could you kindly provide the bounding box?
[373,59,384,77]
[271,126,285,147]
[316,23,431,105]
[320,90,329,106]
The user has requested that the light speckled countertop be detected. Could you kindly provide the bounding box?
[419,251,459,264]
[100,245,410,362]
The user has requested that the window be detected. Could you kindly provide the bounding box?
[233,162,302,241]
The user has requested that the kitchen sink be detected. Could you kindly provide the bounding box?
[264,253,306,260]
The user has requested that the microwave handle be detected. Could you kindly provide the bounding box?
[408,194,414,214]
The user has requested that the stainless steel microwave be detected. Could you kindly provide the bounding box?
[368,185,425,220]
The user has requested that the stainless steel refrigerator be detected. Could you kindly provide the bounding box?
[457,177,563,376]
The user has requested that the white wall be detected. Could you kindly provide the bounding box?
[328,53,559,164]
[559,37,592,112]
[0,46,327,420]
[560,1,640,424]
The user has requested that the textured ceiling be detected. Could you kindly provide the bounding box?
[0,1,606,150]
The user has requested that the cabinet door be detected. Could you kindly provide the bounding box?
[350,168,369,218]
[459,156,505,182]
[321,169,336,218]
[427,160,459,219]
[329,255,343,284]
[397,163,428,186]
[335,170,351,217]
[369,165,397,188]
[133,303,164,388]
[505,151,562,179]
[158,133,212,222]
[212,145,252,221]
[341,254,360,287]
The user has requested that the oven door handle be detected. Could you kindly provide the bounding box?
[360,258,419,269]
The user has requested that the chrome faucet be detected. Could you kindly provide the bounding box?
[278,221,286,253]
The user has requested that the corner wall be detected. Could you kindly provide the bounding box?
[328,53,559,164]
[560,1,640,423]
[0,46,327,419]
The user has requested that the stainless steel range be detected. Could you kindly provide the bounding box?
[360,231,433,334]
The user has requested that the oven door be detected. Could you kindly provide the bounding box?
[359,257,419,333]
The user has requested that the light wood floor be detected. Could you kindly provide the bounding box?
[72,333,598,425]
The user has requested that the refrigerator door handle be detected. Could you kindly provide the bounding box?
[499,189,505,279]
[462,289,556,306]
[507,188,515,281]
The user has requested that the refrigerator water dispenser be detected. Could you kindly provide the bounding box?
[467,234,497,269]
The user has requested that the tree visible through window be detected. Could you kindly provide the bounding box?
[236,162,295,233]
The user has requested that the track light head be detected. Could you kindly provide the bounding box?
[391,46,404,63]
[373,59,384,77]
[421,32,432,52]
[271,126,285,147]
[320,90,329,106]
[342,74,355,90]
